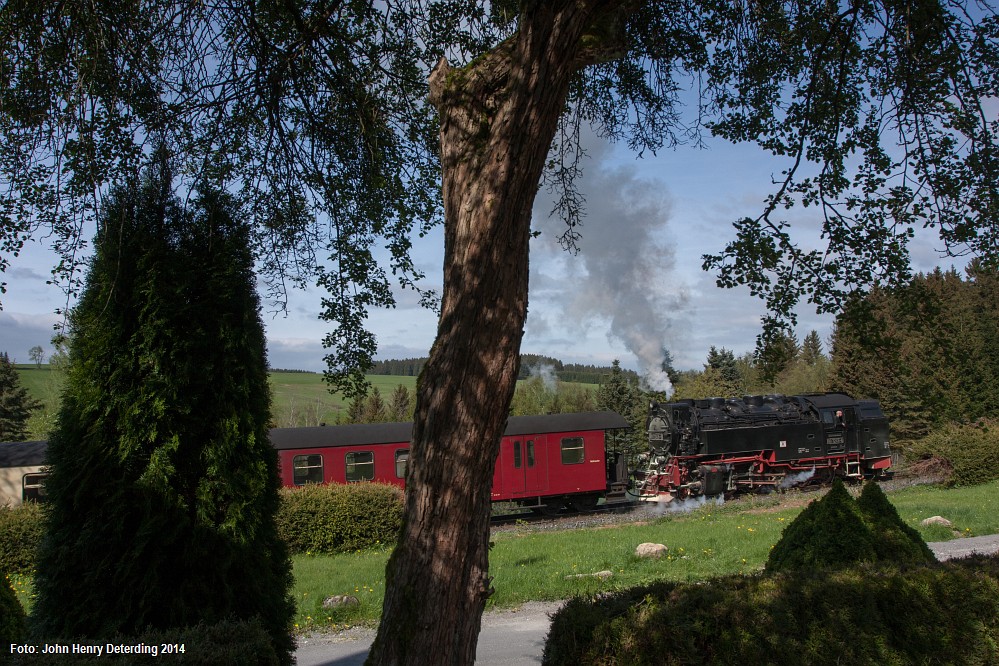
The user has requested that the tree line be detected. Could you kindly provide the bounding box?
[666,330,831,402]
[367,355,639,385]
[828,263,999,442]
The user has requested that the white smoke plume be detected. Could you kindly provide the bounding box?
[778,467,817,489]
[526,363,558,392]
[530,131,688,397]
[653,493,724,516]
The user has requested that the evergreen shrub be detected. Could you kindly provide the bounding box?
[543,558,999,666]
[0,502,44,574]
[14,618,278,665]
[276,482,404,554]
[766,479,934,573]
[1,571,25,644]
[855,481,936,563]
[909,420,999,486]
[29,164,294,663]
[0,351,42,441]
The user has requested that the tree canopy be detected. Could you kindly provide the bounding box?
[830,263,999,438]
[2,1,996,380]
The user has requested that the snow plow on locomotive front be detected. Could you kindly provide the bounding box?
[632,393,893,502]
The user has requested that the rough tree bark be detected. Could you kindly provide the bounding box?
[366,3,630,665]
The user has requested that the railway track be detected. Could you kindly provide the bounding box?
[489,500,643,529]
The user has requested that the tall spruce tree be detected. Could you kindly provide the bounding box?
[596,360,646,458]
[389,384,413,422]
[800,331,824,366]
[30,163,294,661]
[0,352,41,441]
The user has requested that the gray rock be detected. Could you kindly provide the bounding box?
[635,542,668,559]
[322,595,361,609]
[565,570,613,580]
[921,515,953,527]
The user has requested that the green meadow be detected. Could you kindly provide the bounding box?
[268,372,419,427]
[13,365,421,435]
[15,365,596,434]
[287,480,999,633]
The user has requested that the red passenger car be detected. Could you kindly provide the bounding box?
[269,411,630,513]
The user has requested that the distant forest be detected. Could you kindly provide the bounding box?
[368,354,640,385]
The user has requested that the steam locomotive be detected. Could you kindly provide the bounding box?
[633,392,892,501]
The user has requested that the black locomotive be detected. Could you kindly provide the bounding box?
[634,393,892,500]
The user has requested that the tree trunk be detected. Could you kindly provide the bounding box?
[366,3,625,665]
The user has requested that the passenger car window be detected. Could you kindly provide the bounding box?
[346,451,375,482]
[293,454,324,485]
[395,449,409,479]
[560,437,585,465]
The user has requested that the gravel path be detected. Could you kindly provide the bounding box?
[928,533,999,561]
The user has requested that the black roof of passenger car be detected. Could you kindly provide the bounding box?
[0,440,48,468]
[1,412,631,463]
[268,411,629,450]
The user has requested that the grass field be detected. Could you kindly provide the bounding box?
[288,480,999,633]
[14,365,596,433]
[268,372,419,427]
[13,365,422,435]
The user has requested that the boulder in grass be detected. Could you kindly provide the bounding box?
[322,595,361,609]
[635,543,667,559]
[921,515,953,527]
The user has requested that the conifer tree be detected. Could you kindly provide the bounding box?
[363,386,389,423]
[343,393,367,424]
[706,347,740,390]
[30,164,294,661]
[0,352,41,442]
[756,330,801,388]
[800,331,824,366]
[389,384,413,422]
[596,360,646,458]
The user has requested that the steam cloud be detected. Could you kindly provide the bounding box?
[778,467,817,489]
[653,493,724,516]
[530,132,688,396]
[526,363,558,392]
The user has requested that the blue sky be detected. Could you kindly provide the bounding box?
[0,126,956,385]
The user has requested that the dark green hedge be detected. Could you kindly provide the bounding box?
[14,618,279,665]
[0,502,44,574]
[543,557,999,666]
[275,482,404,555]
